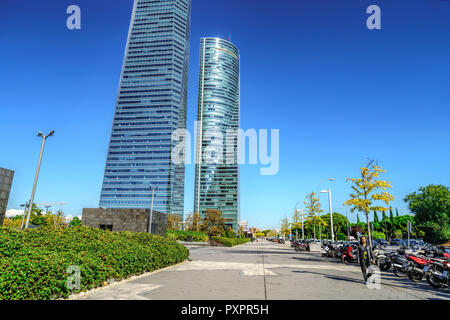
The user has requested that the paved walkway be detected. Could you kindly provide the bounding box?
[74,241,450,300]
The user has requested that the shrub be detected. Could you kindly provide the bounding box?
[166,230,208,242]
[0,226,189,300]
[372,231,386,240]
[223,226,236,238]
[336,233,347,241]
[210,237,250,247]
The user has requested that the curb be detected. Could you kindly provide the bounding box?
[67,259,191,300]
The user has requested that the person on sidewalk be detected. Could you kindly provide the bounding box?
[358,236,376,283]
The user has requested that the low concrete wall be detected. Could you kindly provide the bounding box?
[82,208,166,236]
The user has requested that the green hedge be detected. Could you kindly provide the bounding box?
[210,236,251,247]
[0,226,189,300]
[166,230,209,242]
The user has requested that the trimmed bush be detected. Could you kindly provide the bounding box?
[210,236,250,247]
[0,226,189,300]
[372,231,386,240]
[166,230,208,242]
[336,233,347,241]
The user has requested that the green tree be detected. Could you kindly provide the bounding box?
[166,214,181,231]
[69,217,82,227]
[280,217,290,237]
[357,213,360,223]
[404,185,450,244]
[374,211,379,223]
[382,211,387,220]
[185,212,201,231]
[389,207,394,220]
[321,213,349,238]
[304,192,324,240]
[201,209,225,237]
[396,208,399,217]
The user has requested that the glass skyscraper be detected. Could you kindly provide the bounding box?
[99,0,191,218]
[194,38,240,231]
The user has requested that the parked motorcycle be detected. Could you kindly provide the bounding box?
[391,252,409,277]
[405,253,432,282]
[424,259,449,289]
[341,244,358,264]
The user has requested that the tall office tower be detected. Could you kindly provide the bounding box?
[194,38,240,231]
[99,0,191,218]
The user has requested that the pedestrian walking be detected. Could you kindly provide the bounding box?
[358,236,376,283]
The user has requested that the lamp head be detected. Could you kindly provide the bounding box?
[48,130,55,137]
[37,131,43,137]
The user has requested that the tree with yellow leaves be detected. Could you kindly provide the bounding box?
[280,217,290,237]
[344,159,394,247]
[166,214,181,231]
[185,212,201,231]
[304,192,325,240]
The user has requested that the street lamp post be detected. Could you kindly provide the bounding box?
[148,186,157,234]
[20,202,29,229]
[318,178,334,241]
[25,130,54,229]
[321,188,334,241]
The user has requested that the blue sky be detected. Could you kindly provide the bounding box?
[1,0,449,229]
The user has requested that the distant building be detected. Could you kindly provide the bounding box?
[249,227,260,234]
[82,208,167,236]
[240,220,248,232]
[0,168,14,226]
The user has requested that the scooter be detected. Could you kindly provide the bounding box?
[341,244,358,264]
[424,259,449,289]
[405,253,432,282]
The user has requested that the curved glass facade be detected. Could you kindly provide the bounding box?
[194,38,240,231]
[99,0,191,217]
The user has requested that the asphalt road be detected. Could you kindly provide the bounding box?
[74,240,450,300]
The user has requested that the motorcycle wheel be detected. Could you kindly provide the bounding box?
[341,256,348,265]
[426,274,443,289]
[408,271,423,282]
[295,246,299,251]
[393,268,407,277]
[378,260,391,272]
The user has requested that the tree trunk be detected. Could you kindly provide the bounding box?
[366,212,373,248]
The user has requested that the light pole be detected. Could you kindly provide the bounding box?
[318,178,334,241]
[25,130,54,229]
[320,188,334,241]
[148,186,157,234]
[20,202,29,229]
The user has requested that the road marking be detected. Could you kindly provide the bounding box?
[78,284,163,300]
[170,260,359,276]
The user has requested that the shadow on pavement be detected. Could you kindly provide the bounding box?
[292,270,365,285]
